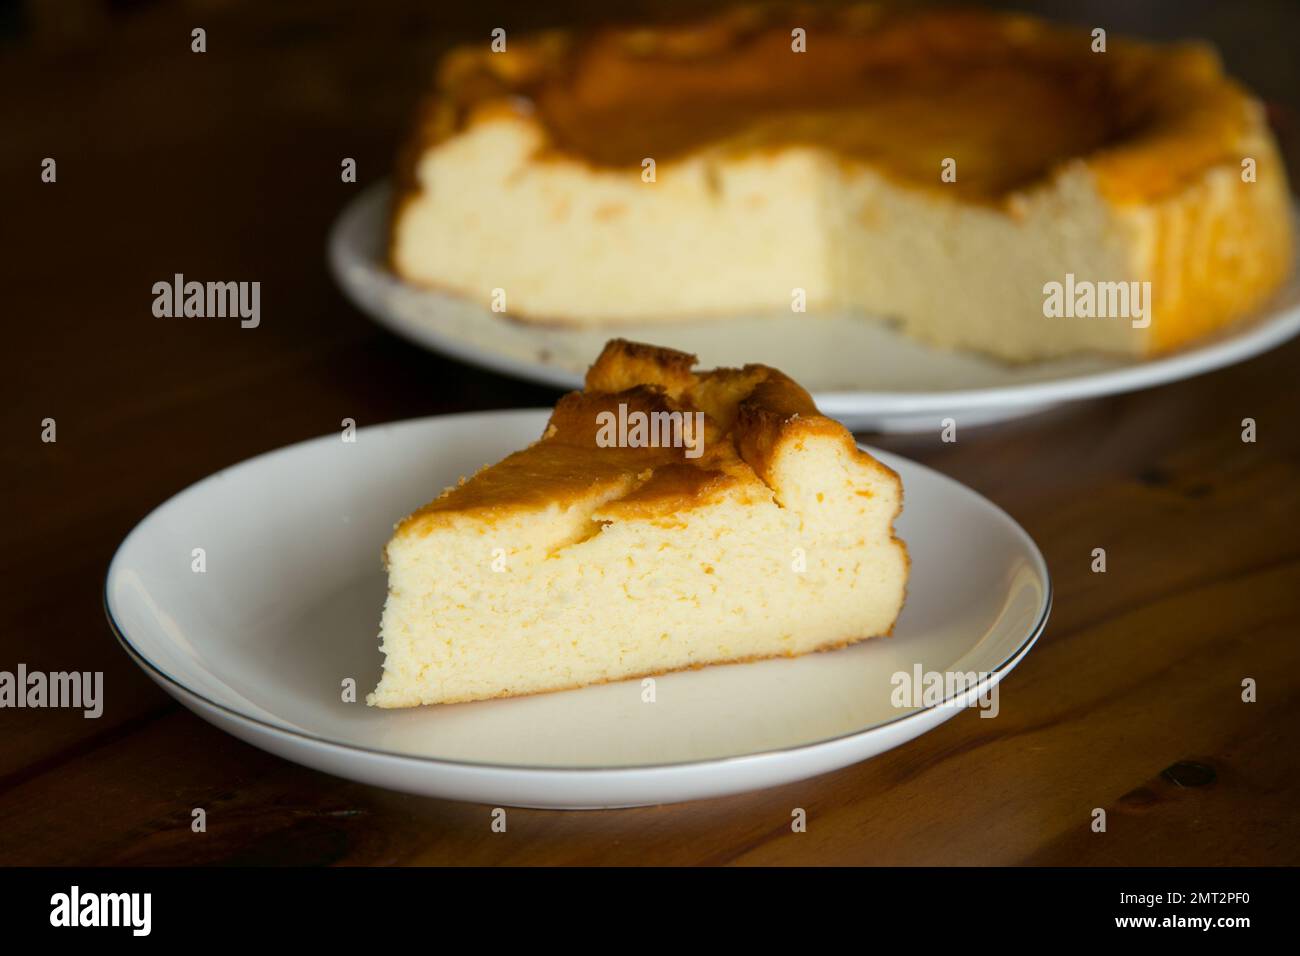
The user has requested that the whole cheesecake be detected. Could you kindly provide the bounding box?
[369,339,908,707]
[389,4,1293,361]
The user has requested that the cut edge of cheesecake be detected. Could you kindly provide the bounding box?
[368,339,910,708]
[387,3,1294,361]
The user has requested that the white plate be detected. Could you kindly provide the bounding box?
[106,410,1050,809]
[329,183,1300,432]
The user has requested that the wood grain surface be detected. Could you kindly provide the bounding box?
[2,0,1298,865]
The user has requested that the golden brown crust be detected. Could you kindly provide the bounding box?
[585,338,698,396]
[398,3,1275,206]
[1144,127,1294,353]
[395,338,883,536]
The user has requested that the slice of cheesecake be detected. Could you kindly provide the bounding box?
[368,340,908,707]
[389,4,1293,361]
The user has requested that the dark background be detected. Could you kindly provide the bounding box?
[2,0,1298,864]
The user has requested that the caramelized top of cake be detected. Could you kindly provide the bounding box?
[397,340,862,535]
[412,5,1258,205]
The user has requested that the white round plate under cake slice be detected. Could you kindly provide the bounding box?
[329,183,1300,433]
[106,410,1050,809]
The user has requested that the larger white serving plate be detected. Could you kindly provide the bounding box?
[106,410,1050,809]
[329,183,1300,432]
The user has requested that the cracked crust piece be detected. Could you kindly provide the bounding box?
[369,339,909,708]
[389,3,1293,360]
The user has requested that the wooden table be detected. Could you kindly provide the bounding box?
[3,0,1298,865]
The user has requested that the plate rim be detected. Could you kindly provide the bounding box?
[329,181,1300,415]
[104,408,1053,775]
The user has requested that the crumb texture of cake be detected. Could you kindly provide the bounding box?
[389,4,1293,360]
[368,339,909,707]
